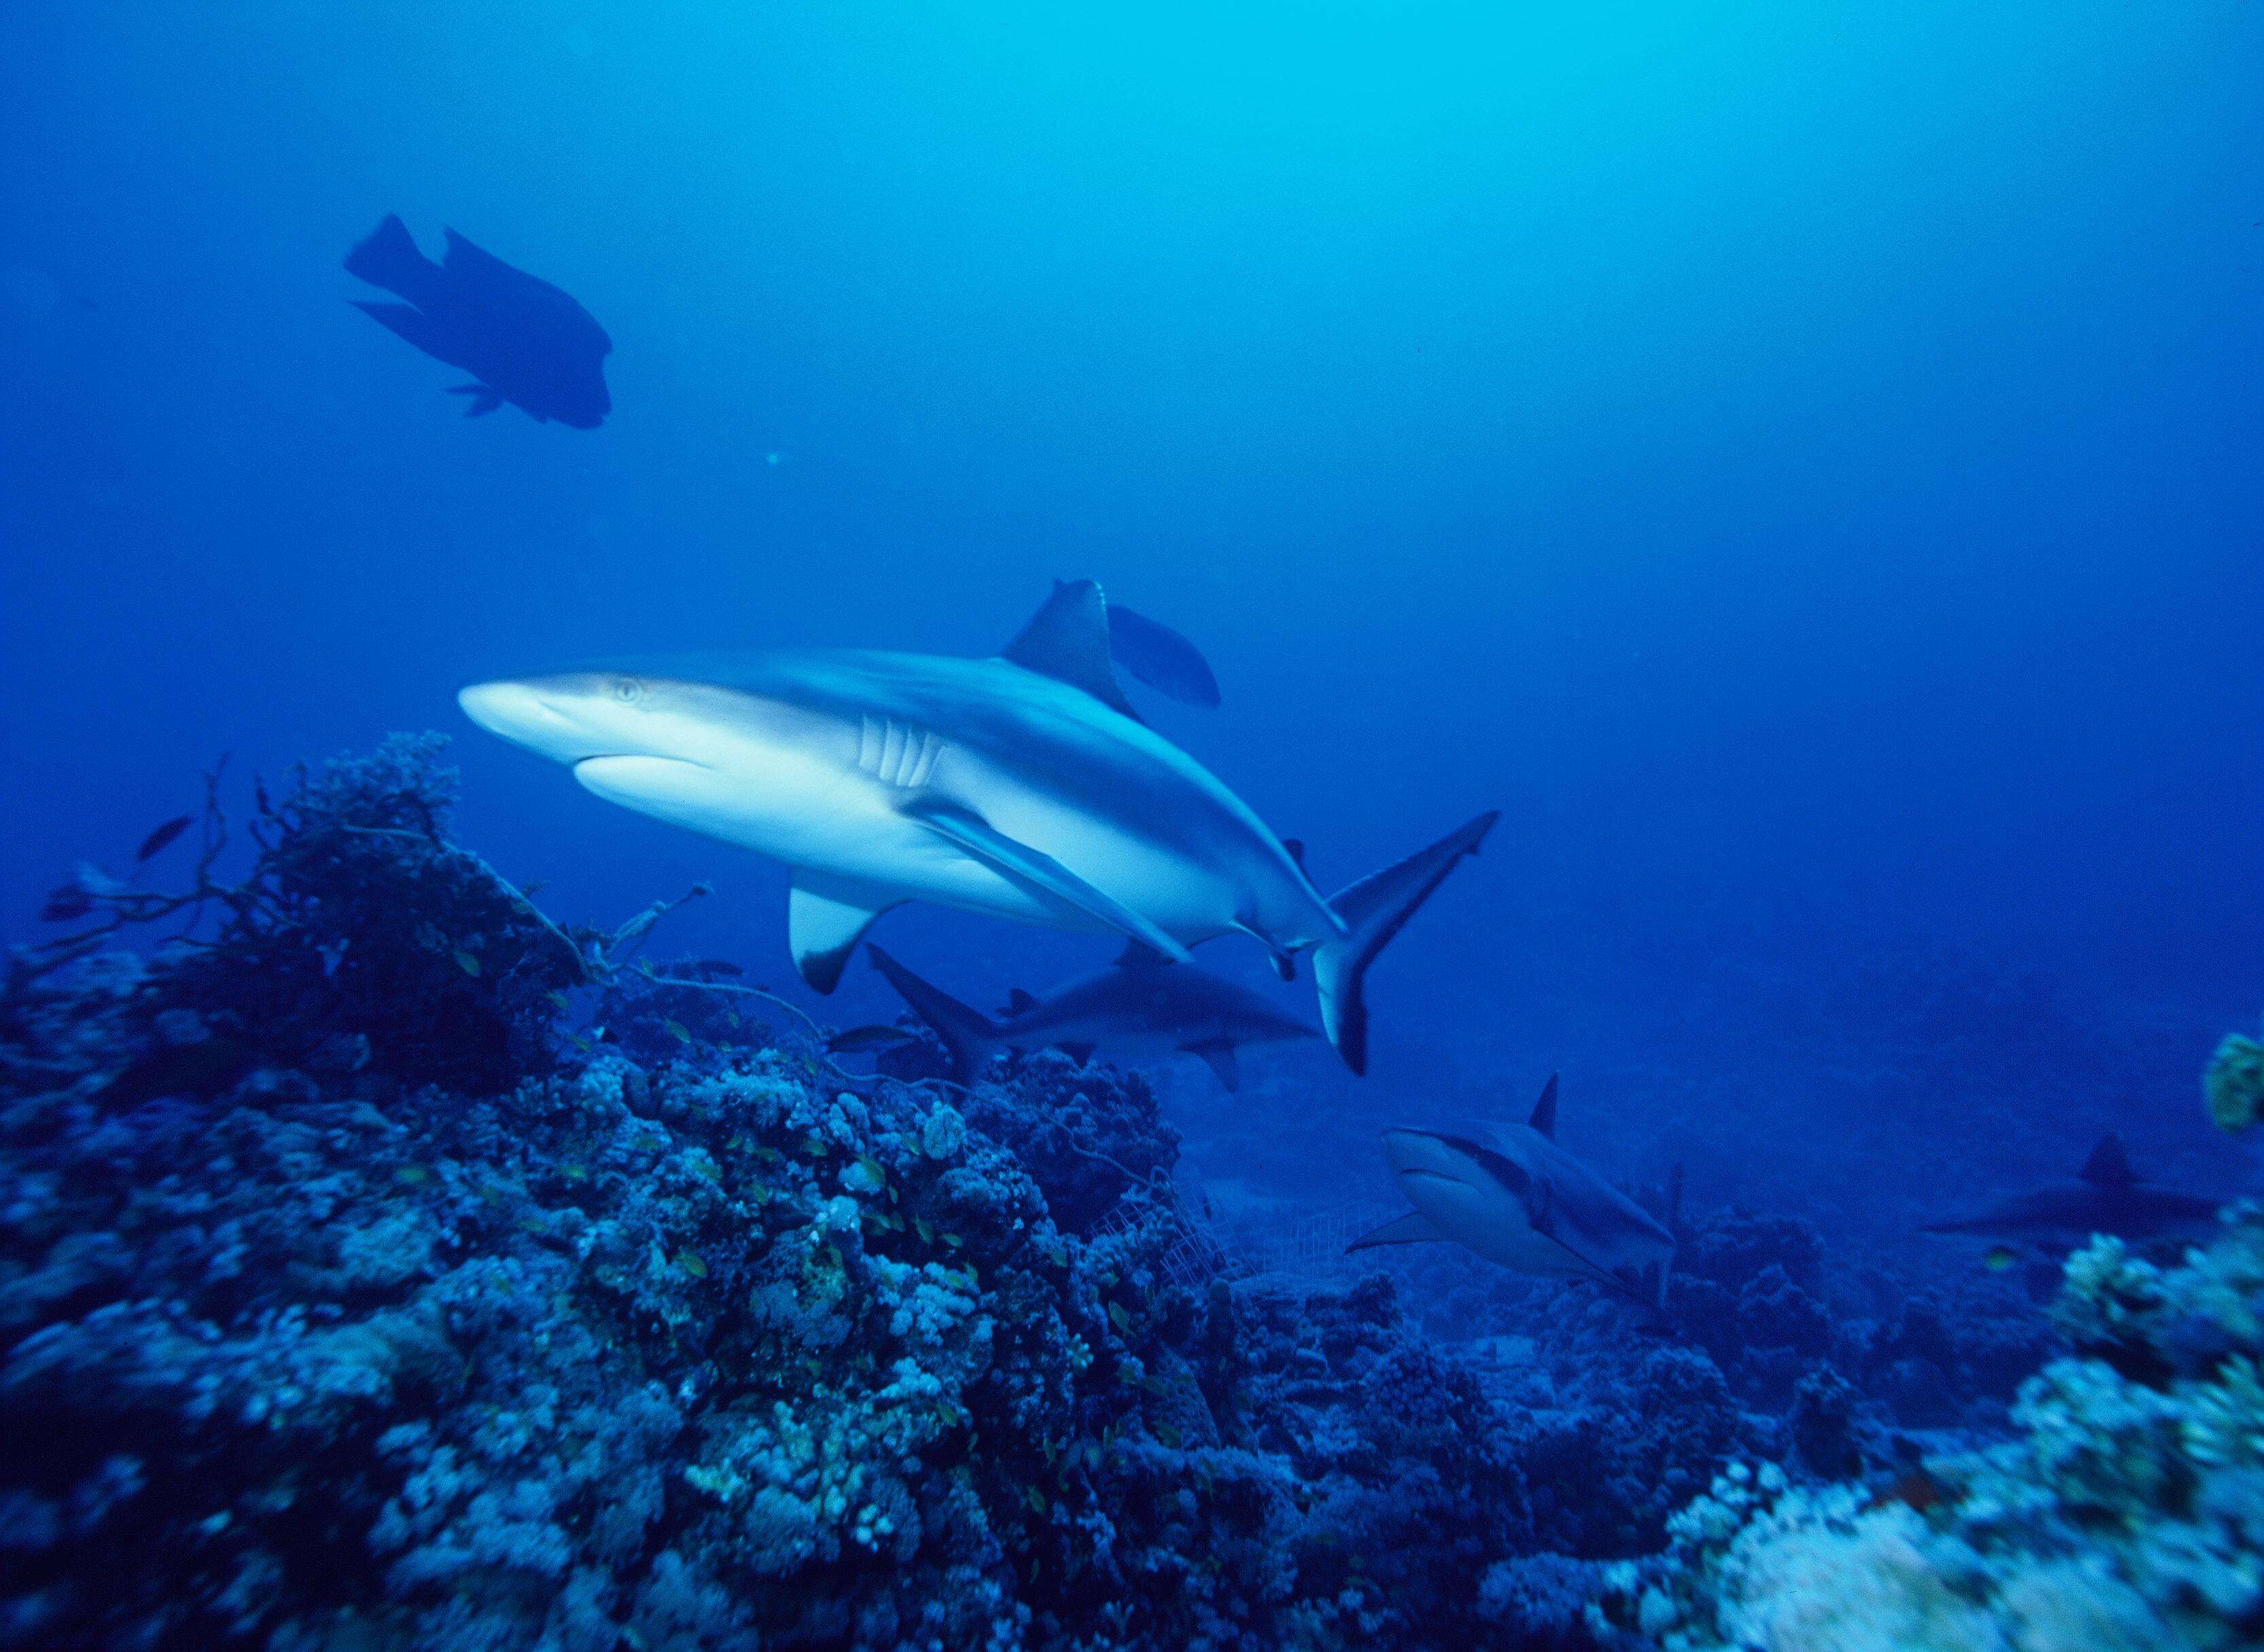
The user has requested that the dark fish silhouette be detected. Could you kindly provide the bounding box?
[866,941,1316,1091]
[345,215,611,428]
[136,816,192,861]
[1922,1133,2220,1250]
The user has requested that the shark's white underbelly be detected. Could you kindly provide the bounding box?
[573,749,1243,941]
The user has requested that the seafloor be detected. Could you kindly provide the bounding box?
[3,738,2259,1651]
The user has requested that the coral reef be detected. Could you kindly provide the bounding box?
[1595,1201,2264,1651]
[0,739,1550,1651]
[2206,1026,2264,1135]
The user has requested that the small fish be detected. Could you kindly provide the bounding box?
[39,886,94,923]
[670,958,745,979]
[1984,1245,2017,1272]
[453,948,482,977]
[825,1024,917,1054]
[135,816,193,862]
[346,215,611,427]
[663,1018,692,1044]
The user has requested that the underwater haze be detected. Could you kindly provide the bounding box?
[4,3,2263,1649]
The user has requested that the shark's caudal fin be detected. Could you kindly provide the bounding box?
[1312,812,1499,1075]
[344,213,440,304]
[865,946,1001,1082]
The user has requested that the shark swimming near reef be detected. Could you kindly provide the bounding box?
[864,940,1317,1090]
[458,580,1495,1073]
[1920,1133,2220,1251]
[1350,1075,1678,1308]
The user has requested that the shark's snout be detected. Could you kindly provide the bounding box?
[458,679,612,764]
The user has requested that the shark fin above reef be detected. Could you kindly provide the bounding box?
[1002,988,1040,1016]
[1528,1073,1560,1138]
[1347,1210,1449,1251]
[900,796,1191,961]
[1001,579,1144,723]
[790,877,900,994]
[2079,1132,2138,1187]
[1313,811,1498,1075]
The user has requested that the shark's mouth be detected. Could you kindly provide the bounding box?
[571,755,714,797]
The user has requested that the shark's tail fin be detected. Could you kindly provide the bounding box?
[344,213,440,304]
[1312,812,1498,1074]
[865,946,1001,1083]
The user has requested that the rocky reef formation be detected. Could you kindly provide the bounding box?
[1595,1199,2264,1650]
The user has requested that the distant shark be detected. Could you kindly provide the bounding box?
[1350,1075,1677,1308]
[459,580,1495,1073]
[1921,1133,2219,1249]
[865,941,1317,1090]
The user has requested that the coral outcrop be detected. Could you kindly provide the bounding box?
[1595,1200,2264,1651]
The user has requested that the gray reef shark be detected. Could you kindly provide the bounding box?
[864,941,1317,1090]
[1921,1133,2220,1251]
[1350,1075,1678,1308]
[458,580,1495,1073]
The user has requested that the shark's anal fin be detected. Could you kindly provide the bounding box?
[1347,1210,1448,1252]
[1002,580,1145,723]
[1529,1073,1560,1138]
[900,797,1192,962]
[2079,1132,2138,1187]
[789,877,901,994]
[1184,1041,1239,1091]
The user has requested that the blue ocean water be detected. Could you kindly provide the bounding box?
[3,4,2261,1648]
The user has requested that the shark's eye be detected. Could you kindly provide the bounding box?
[612,677,644,705]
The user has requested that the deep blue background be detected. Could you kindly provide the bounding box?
[5,1,2259,1232]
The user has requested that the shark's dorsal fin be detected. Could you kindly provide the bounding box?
[1529,1073,1560,1138]
[1004,988,1039,1016]
[1002,580,1144,723]
[1282,838,1305,868]
[2079,1132,2138,1187]
[1116,940,1171,971]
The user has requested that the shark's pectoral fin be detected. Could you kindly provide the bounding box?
[900,797,1191,962]
[790,877,902,994]
[1347,1210,1449,1252]
[1184,1040,1239,1091]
